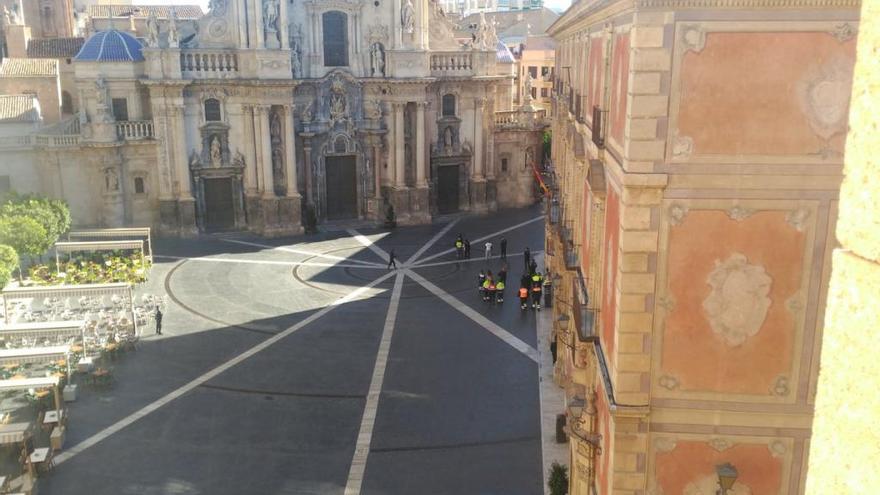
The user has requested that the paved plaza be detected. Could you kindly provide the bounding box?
[40,206,554,495]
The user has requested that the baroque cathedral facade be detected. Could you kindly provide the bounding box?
[0,0,547,236]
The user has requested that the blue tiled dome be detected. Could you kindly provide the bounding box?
[75,30,144,62]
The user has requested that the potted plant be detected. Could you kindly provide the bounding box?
[303,204,318,234]
[548,462,569,495]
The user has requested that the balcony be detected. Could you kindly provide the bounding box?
[430,52,473,77]
[494,108,548,130]
[116,121,155,141]
[591,105,607,149]
[571,270,596,341]
[34,134,80,147]
[180,50,239,78]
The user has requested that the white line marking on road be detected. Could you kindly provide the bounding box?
[404,218,460,266]
[348,229,392,263]
[218,238,384,267]
[54,271,396,467]
[405,269,539,363]
[344,273,405,495]
[414,215,545,265]
[154,254,386,270]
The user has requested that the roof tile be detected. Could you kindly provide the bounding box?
[0,95,41,123]
[27,37,86,59]
[0,58,59,78]
[87,4,204,19]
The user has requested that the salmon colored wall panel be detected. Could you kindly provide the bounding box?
[610,33,630,146]
[662,210,805,394]
[656,440,783,494]
[588,37,605,119]
[677,32,855,156]
[601,186,620,370]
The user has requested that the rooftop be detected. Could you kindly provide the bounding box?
[0,58,59,78]
[87,4,204,19]
[75,30,145,63]
[27,37,86,59]
[0,95,41,124]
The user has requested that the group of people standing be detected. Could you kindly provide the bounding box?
[472,242,546,311]
[455,235,509,260]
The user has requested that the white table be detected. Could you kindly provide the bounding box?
[43,410,62,426]
[77,357,94,373]
[29,447,49,464]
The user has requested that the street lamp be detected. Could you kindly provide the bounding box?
[716,463,738,495]
[557,313,570,334]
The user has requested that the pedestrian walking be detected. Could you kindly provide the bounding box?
[387,249,397,269]
[455,235,464,259]
[495,279,505,304]
[519,285,529,310]
[529,259,538,276]
[484,240,493,259]
[155,307,163,335]
[498,265,507,284]
[500,238,507,260]
[464,238,471,258]
[478,270,486,298]
[523,247,531,271]
[531,278,543,310]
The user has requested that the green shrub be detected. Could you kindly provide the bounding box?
[548,462,569,495]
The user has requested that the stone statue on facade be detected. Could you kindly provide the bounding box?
[329,93,347,124]
[104,167,120,192]
[365,99,382,120]
[370,43,385,77]
[189,150,201,169]
[146,11,160,47]
[401,0,415,35]
[1,7,10,29]
[168,10,179,47]
[264,0,280,47]
[473,12,489,50]
[301,101,313,122]
[94,76,113,123]
[523,73,534,105]
[208,0,227,16]
[210,136,222,167]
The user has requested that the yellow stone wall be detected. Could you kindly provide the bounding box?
[805,0,880,492]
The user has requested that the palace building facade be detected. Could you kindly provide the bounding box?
[0,0,547,236]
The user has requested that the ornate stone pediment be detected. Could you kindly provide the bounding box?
[304,0,364,12]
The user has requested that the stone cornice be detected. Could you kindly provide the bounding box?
[636,0,859,8]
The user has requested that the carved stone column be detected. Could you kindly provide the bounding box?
[416,102,427,187]
[283,104,298,197]
[393,0,402,49]
[242,105,258,194]
[394,102,406,188]
[279,0,290,50]
[258,105,275,198]
[473,97,485,179]
[171,104,197,235]
[301,133,314,205]
[255,0,265,49]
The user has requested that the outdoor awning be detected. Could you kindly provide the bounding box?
[0,376,60,392]
[0,422,32,445]
[0,346,70,366]
[54,240,144,253]
[0,321,86,341]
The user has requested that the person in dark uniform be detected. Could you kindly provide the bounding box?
[387,249,397,269]
[155,307,163,335]
[523,247,531,272]
[500,238,507,260]
[464,238,471,258]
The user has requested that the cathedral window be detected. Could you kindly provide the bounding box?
[134,177,145,194]
[323,11,349,67]
[204,98,222,122]
[442,94,456,117]
[112,98,129,122]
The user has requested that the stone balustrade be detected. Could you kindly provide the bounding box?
[180,50,239,77]
[34,135,81,147]
[494,108,549,129]
[116,121,154,141]
[430,52,474,77]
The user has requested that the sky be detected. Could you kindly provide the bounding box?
[133,0,573,14]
